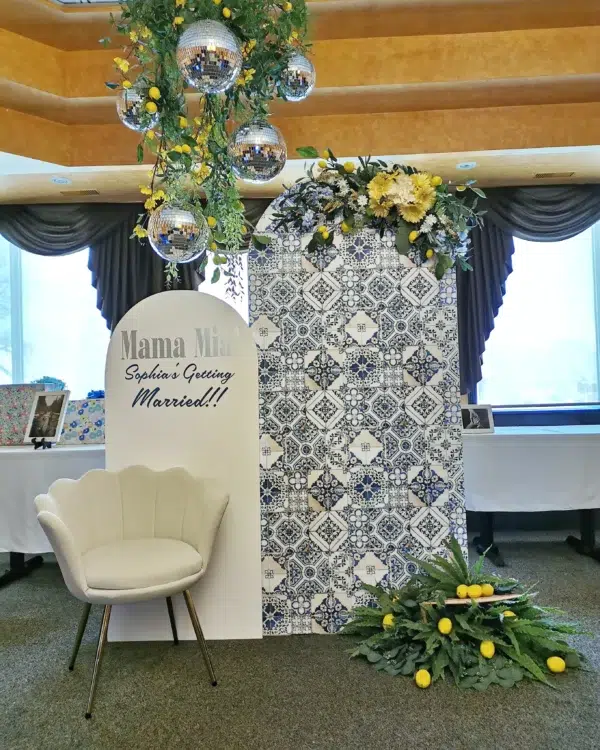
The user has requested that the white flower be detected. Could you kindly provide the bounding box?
[420,214,438,233]
[386,173,415,205]
[337,181,350,196]
[357,195,368,207]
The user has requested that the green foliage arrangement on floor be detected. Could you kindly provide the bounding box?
[341,538,586,690]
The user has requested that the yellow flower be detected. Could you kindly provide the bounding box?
[243,39,257,56]
[382,613,395,630]
[318,160,327,169]
[145,130,155,141]
[283,1,293,10]
[145,101,158,114]
[290,30,299,39]
[173,145,183,153]
[122,80,132,89]
[180,144,191,154]
[425,249,434,259]
[412,172,432,190]
[139,185,152,195]
[213,0,222,4]
[144,198,157,210]
[152,189,166,201]
[431,175,443,187]
[114,57,130,73]
[321,149,329,159]
[175,0,186,6]
[148,86,161,100]
[408,230,419,243]
[129,31,138,43]
[207,216,217,228]
[210,242,218,251]
[173,16,185,25]
[140,26,152,39]
[367,172,393,201]
[240,225,248,235]
[400,203,427,223]
[321,230,330,240]
[343,161,355,173]
[411,173,436,211]
[133,225,148,239]
[222,7,231,18]
[369,199,391,218]
[178,116,188,128]
[317,225,327,234]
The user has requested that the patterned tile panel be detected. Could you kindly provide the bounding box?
[250,218,465,635]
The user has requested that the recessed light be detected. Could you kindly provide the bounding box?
[51,176,72,185]
[456,162,477,171]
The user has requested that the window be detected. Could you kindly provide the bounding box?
[477,224,600,408]
[0,236,110,398]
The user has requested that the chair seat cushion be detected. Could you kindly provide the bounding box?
[83,538,203,590]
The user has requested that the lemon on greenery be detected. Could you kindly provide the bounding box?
[437,617,452,635]
[181,144,192,154]
[240,225,248,235]
[206,216,217,228]
[456,584,468,599]
[145,130,156,141]
[467,584,483,599]
[431,175,443,187]
[173,16,185,25]
[480,641,495,659]
[148,86,161,100]
[222,7,232,18]
[341,221,350,233]
[210,241,217,251]
[481,583,495,597]
[318,160,327,168]
[145,101,158,114]
[343,161,355,173]
[321,230,330,240]
[425,249,434,259]
[547,656,566,673]
[122,80,132,89]
[456,185,467,192]
[415,669,431,689]
[213,0,222,4]
[283,1,293,10]
[317,225,327,234]
[173,145,183,153]
[408,230,419,243]
[382,613,395,630]
[502,610,517,618]
[179,116,188,128]
[321,149,329,159]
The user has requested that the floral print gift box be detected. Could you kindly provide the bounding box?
[59,399,105,444]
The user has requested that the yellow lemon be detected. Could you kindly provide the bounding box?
[210,242,217,251]
[382,613,395,630]
[437,617,452,635]
[318,160,327,168]
[343,161,355,173]
[341,221,350,233]
[122,80,132,89]
[321,149,330,159]
[431,175,443,187]
[181,144,192,154]
[145,101,158,114]
[290,30,299,39]
[145,130,155,140]
[321,230,330,240]
[173,16,184,25]
[408,230,419,243]
[425,249,434,259]
[415,669,431,689]
[481,583,495,597]
[503,610,517,618]
[283,1,293,10]
[547,656,566,674]
[206,216,217,228]
[456,185,467,192]
[173,145,183,153]
[222,7,232,18]
[467,584,483,599]
[213,0,222,4]
[456,584,469,599]
[179,116,188,128]
[317,225,327,234]
[480,641,495,659]
[148,86,161,100]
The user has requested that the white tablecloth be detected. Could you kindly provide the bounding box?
[463,425,600,513]
[0,445,105,553]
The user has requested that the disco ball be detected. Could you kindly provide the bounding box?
[148,205,209,263]
[280,54,316,102]
[228,121,287,184]
[116,83,159,132]
[176,20,242,94]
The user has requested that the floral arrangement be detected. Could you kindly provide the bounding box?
[341,538,585,690]
[104,0,310,292]
[271,148,486,279]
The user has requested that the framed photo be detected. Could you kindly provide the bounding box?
[461,404,495,434]
[24,391,71,444]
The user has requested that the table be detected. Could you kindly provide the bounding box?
[463,425,600,564]
[0,444,104,586]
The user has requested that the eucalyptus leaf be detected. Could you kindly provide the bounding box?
[395,225,411,255]
[211,267,221,284]
[105,81,119,90]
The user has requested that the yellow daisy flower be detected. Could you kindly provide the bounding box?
[367,172,394,202]
[369,199,391,218]
[400,203,427,223]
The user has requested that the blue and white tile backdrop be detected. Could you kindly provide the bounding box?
[249,212,466,636]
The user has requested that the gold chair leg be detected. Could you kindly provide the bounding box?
[69,603,92,671]
[182,590,217,686]
[85,604,112,719]
[166,596,179,645]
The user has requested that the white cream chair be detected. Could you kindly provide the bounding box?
[35,465,229,718]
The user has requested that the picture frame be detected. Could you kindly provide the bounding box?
[24,390,71,444]
[461,404,495,434]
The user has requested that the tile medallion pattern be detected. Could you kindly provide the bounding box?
[250,213,465,636]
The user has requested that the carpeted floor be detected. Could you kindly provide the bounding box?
[1,540,600,750]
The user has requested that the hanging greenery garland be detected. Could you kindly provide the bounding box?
[103,0,313,292]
